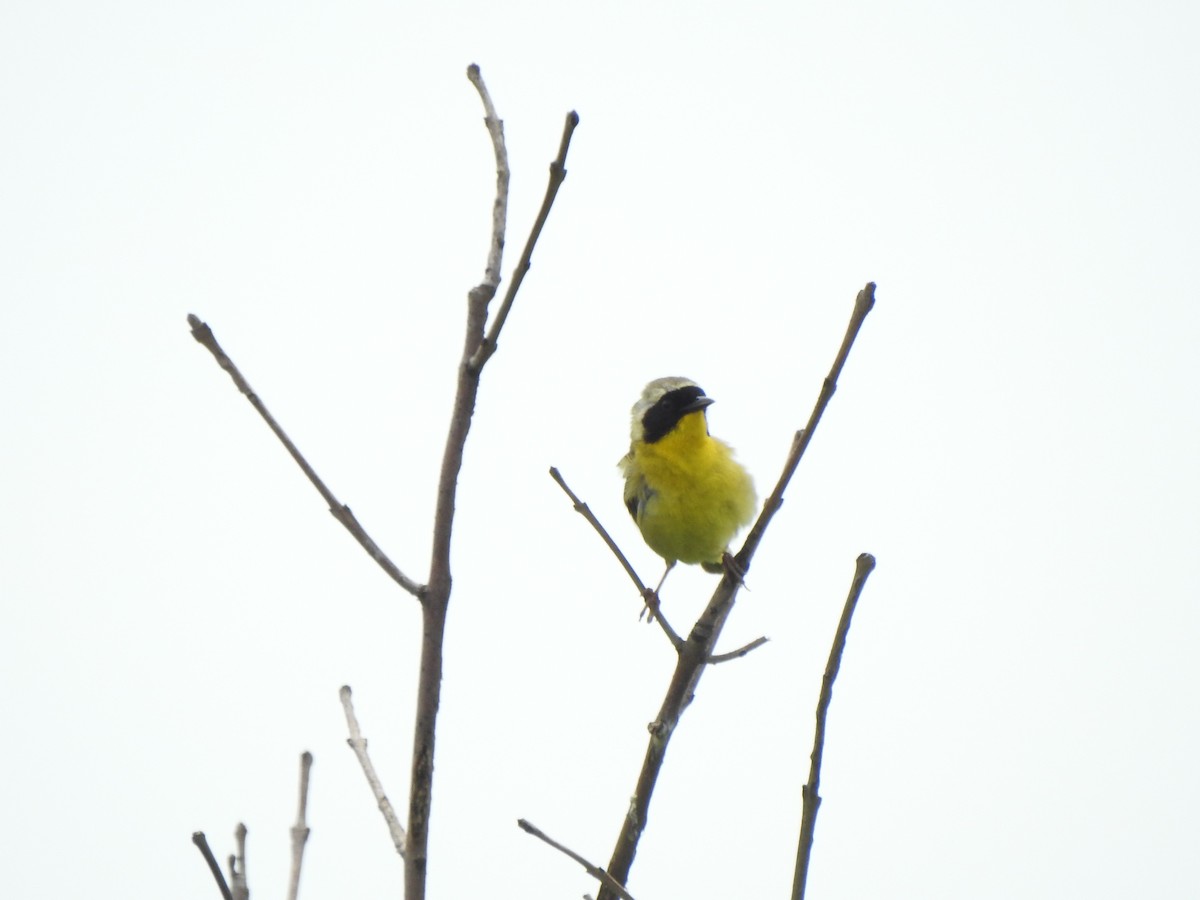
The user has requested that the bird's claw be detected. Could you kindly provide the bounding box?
[722,551,749,589]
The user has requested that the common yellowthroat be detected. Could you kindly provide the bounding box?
[620,377,756,593]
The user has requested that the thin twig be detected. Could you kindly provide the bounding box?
[595,284,877,900]
[340,686,406,857]
[229,824,248,900]
[736,282,876,574]
[191,832,233,900]
[286,751,313,900]
[186,315,423,597]
[466,63,508,291]
[469,110,580,371]
[791,553,876,900]
[517,819,638,900]
[549,467,646,594]
[707,635,769,664]
[548,467,684,651]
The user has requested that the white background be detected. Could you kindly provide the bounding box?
[3,2,1198,898]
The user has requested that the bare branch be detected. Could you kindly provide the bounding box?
[736,282,876,573]
[286,751,313,900]
[595,284,876,899]
[549,466,648,595]
[707,635,769,664]
[470,110,580,371]
[791,552,876,900]
[340,686,406,857]
[186,315,423,597]
[405,73,577,900]
[191,832,232,900]
[548,467,684,650]
[466,63,508,291]
[229,824,248,900]
[517,819,638,900]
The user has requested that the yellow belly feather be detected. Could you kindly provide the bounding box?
[621,411,756,566]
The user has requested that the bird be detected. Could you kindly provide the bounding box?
[619,376,757,596]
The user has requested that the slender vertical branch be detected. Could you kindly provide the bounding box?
[466,63,508,290]
[340,685,407,856]
[286,751,313,900]
[792,553,876,900]
[403,68,578,900]
[229,823,248,900]
[595,283,876,900]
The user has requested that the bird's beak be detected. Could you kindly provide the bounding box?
[683,396,715,414]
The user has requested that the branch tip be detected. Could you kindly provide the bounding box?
[192,831,233,900]
[518,818,637,900]
[341,684,406,857]
[791,554,877,900]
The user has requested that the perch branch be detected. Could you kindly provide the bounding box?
[405,69,577,900]
[595,283,876,899]
[791,552,876,900]
[549,466,647,595]
[549,466,684,651]
[340,686,406,857]
[517,819,638,900]
[186,314,423,597]
[286,751,313,900]
[191,832,232,900]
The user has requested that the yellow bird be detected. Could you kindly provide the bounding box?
[620,377,756,593]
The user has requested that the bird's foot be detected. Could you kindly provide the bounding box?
[639,587,661,624]
[721,551,749,589]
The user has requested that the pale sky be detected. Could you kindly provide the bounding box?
[2,2,1198,898]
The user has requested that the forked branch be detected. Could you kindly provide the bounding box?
[189,66,577,900]
[470,111,580,371]
[405,67,578,900]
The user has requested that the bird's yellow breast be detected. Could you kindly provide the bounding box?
[621,410,756,566]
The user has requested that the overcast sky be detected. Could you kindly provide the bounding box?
[3,2,1198,899]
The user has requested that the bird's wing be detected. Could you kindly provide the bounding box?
[619,452,651,523]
